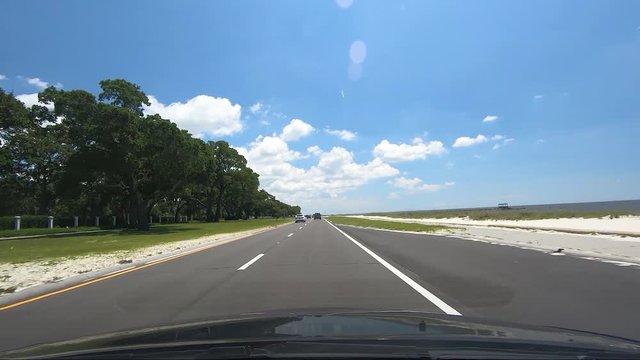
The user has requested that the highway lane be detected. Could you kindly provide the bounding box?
[0,219,441,351]
[1,218,639,351]
[337,224,640,340]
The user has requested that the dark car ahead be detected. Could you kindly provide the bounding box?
[313,213,321,220]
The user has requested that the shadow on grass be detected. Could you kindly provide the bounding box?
[0,225,192,241]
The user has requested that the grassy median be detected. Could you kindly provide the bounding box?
[328,216,450,232]
[0,218,290,264]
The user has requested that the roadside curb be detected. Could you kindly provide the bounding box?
[0,223,289,307]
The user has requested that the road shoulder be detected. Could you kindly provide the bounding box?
[0,223,289,306]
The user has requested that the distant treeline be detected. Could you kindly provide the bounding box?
[0,79,300,230]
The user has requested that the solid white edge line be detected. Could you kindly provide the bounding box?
[325,220,462,316]
[287,233,293,237]
[237,253,265,271]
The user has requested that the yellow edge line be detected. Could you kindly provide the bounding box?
[0,226,282,311]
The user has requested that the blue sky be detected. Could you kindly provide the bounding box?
[1,0,639,213]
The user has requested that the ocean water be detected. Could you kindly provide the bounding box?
[511,199,640,213]
[430,199,640,213]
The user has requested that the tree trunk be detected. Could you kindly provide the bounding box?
[133,192,150,231]
[214,193,223,222]
[206,196,215,222]
[174,201,186,222]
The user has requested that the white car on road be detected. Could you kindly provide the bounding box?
[294,214,306,223]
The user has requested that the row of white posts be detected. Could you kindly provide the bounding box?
[12,215,194,230]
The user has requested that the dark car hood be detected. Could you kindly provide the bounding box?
[4,310,640,357]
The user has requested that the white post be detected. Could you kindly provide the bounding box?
[149,216,153,224]
[127,214,130,225]
[14,216,21,231]
[95,216,100,227]
[112,216,116,227]
[47,216,54,229]
[159,215,162,224]
[73,216,79,228]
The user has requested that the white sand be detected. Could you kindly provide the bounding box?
[0,228,274,295]
[351,215,640,265]
[355,215,640,235]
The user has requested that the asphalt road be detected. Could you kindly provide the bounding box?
[1,219,639,351]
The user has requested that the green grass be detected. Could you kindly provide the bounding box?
[363,210,638,221]
[328,216,450,232]
[0,226,104,238]
[0,218,290,264]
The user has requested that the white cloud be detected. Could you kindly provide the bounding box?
[143,95,242,137]
[373,137,446,162]
[307,145,322,156]
[533,95,544,101]
[452,134,488,148]
[249,102,262,114]
[482,115,499,123]
[325,128,357,141]
[280,118,314,142]
[336,0,354,8]
[238,136,399,208]
[259,120,270,126]
[388,192,399,200]
[26,77,49,89]
[492,137,515,150]
[15,93,54,110]
[0,74,6,81]
[536,139,545,144]
[491,134,504,141]
[389,177,455,192]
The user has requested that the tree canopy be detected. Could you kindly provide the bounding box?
[0,80,300,230]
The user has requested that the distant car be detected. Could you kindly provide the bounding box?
[294,214,306,223]
[305,215,311,219]
[313,213,321,220]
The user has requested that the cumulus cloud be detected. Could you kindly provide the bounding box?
[325,128,357,141]
[280,118,314,141]
[0,74,6,80]
[238,136,398,206]
[15,93,54,110]
[373,137,446,162]
[307,145,322,156]
[491,134,504,141]
[389,177,455,192]
[533,94,544,101]
[482,115,499,123]
[143,95,242,137]
[452,134,488,148]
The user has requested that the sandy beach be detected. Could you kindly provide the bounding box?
[355,215,640,236]
[352,215,640,266]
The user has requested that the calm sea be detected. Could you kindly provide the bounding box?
[437,199,640,213]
